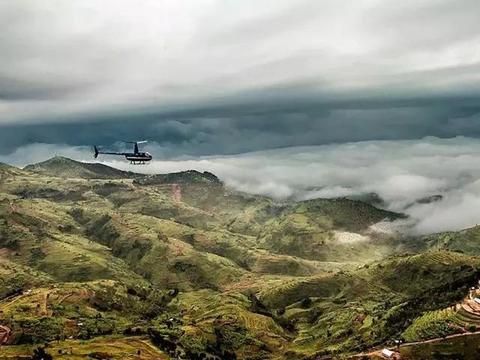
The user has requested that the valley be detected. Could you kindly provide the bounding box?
[0,157,480,359]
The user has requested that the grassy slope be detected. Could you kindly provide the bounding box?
[422,225,480,255]
[0,337,168,359]
[261,250,480,357]
[23,156,135,179]
[0,159,479,359]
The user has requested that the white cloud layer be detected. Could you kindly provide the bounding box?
[1,0,480,123]
[4,137,480,235]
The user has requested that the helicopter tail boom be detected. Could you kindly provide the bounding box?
[93,146,125,157]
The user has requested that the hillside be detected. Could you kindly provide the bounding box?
[0,158,478,359]
[0,162,29,178]
[422,226,480,255]
[135,169,221,185]
[24,156,136,179]
[24,157,222,186]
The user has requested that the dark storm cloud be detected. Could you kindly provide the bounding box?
[1,87,480,156]
[1,1,480,155]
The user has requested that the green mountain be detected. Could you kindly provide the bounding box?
[0,158,479,359]
[422,225,480,255]
[23,156,136,179]
[135,169,221,185]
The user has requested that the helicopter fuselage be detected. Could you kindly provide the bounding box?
[124,152,152,163]
[93,143,152,164]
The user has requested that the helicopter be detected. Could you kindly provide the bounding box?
[93,141,153,164]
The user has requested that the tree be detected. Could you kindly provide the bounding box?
[31,347,53,360]
[300,297,312,308]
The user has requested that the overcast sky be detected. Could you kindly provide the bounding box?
[1,0,480,155]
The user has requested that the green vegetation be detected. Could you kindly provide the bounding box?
[23,156,136,179]
[403,309,457,342]
[400,332,480,360]
[423,225,480,256]
[0,157,478,359]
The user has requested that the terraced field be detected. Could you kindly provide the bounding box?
[0,336,168,359]
[0,157,479,359]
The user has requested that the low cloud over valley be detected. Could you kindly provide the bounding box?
[5,137,480,235]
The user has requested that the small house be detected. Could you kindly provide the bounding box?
[381,348,394,358]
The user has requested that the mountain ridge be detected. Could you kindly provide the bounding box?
[24,156,136,179]
[0,156,476,359]
[23,156,222,185]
